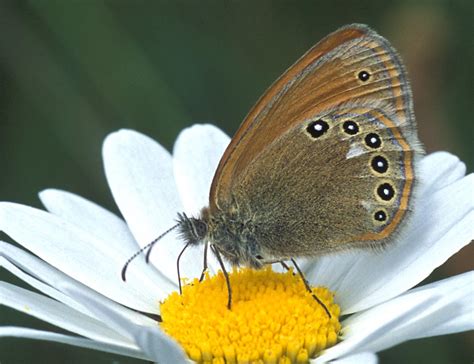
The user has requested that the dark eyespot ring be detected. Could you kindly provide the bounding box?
[307,119,329,138]
[343,120,359,135]
[377,183,395,201]
[371,155,389,174]
[374,210,387,222]
[365,133,382,148]
[358,70,371,82]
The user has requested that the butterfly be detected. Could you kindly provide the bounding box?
[123,24,423,313]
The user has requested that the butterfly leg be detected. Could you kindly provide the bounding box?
[291,258,331,318]
[279,260,292,272]
[176,242,191,294]
[211,244,233,310]
[199,242,209,282]
[259,257,291,269]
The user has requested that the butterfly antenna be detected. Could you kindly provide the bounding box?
[121,223,180,282]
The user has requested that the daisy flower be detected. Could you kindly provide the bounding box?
[0,125,472,363]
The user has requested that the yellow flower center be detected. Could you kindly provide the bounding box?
[160,267,341,363]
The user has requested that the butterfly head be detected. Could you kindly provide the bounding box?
[176,212,208,246]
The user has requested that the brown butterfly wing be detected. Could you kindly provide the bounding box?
[211,24,418,206]
[209,24,422,255]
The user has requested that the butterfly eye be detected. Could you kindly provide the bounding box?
[358,70,371,82]
[307,119,329,138]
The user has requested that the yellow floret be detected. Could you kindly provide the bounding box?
[160,267,340,363]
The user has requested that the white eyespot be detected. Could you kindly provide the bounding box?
[314,124,324,131]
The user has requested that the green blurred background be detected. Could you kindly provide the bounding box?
[0,1,472,363]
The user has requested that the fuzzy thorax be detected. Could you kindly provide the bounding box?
[177,207,265,268]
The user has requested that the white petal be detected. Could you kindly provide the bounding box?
[0,327,147,360]
[317,291,435,362]
[173,124,231,275]
[61,283,188,363]
[103,129,203,287]
[320,272,473,361]
[0,282,133,348]
[305,165,473,314]
[103,129,181,248]
[39,188,176,302]
[357,272,474,352]
[173,124,229,215]
[0,203,170,313]
[417,152,466,191]
[0,254,89,318]
[0,241,154,325]
[39,188,138,253]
